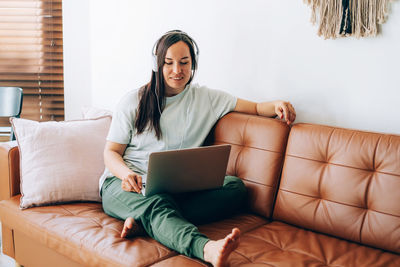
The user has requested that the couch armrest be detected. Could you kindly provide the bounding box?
[0,141,20,201]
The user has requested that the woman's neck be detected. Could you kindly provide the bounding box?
[164,85,187,97]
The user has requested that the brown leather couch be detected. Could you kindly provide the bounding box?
[1,112,399,267]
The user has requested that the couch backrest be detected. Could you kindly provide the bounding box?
[209,112,290,218]
[273,123,400,254]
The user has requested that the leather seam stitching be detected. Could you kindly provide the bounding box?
[58,206,108,230]
[325,128,335,163]
[279,189,398,218]
[242,178,274,188]
[180,255,208,266]
[234,117,250,176]
[284,154,399,177]
[231,249,253,264]
[142,252,178,267]
[213,140,284,154]
[358,136,383,242]
[372,136,382,171]
[244,233,328,264]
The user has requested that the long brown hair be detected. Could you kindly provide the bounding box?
[135,30,198,139]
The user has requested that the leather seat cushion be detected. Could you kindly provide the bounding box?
[0,195,268,266]
[155,221,400,266]
[0,196,175,267]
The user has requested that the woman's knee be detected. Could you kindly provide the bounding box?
[101,191,124,220]
[150,193,174,203]
[224,176,246,194]
[223,176,247,209]
[147,193,180,211]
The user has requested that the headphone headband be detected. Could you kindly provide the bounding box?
[151,30,199,72]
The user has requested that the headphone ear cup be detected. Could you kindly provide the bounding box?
[152,55,158,72]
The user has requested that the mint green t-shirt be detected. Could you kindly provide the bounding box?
[99,83,237,192]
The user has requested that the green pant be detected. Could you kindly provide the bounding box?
[101,175,247,259]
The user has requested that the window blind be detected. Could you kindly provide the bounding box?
[0,0,64,132]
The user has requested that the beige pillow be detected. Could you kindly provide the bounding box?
[11,116,111,209]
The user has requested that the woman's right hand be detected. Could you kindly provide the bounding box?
[104,141,143,194]
[121,172,143,193]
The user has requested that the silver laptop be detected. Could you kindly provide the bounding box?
[141,144,231,197]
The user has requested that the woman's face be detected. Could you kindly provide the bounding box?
[162,41,192,96]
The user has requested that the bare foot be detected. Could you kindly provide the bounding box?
[203,228,241,267]
[120,217,145,238]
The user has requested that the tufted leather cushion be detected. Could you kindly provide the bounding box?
[209,112,290,218]
[274,123,400,254]
[229,221,400,266]
[155,221,400,266]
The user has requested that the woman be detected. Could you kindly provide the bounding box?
[100,30,296,267]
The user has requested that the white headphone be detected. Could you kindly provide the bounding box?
[151,30,200,72]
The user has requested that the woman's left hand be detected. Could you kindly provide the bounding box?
[273,101,296,125]
[235,98,296,125]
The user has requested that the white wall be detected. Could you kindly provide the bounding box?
[64,0,400,134]
[62,0,92,120]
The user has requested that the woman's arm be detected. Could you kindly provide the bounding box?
[104,141,143,193]
[234,98,296,125]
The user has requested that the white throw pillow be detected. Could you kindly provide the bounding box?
[11,116,112,209]
[81,106,113,119]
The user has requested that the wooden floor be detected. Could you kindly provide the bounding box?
[0,221,15,267]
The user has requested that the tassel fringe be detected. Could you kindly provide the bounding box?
[304,0,392,39]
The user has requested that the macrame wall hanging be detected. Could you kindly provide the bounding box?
[304,0,394,39]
